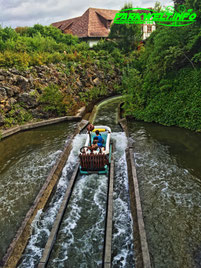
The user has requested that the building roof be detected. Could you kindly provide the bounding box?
[51,8,119,38]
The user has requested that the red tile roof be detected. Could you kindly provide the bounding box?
[52,8,119,38]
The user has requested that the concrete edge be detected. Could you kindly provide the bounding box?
[0,106,86,140]
[88,104,98,124]
[88,95,124,125]
[38,164,79,268]
[118,118,129,137]
[103,147,114,268]
[118,118,151,268]
[129,148,151,268]
[1,119,89,268]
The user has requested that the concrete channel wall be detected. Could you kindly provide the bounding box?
[1,119,89,268]
[0,95,124,268]
[0,95,121,268]
[0,107,85,140]
[119,117,151,268]
[38,164,80,268]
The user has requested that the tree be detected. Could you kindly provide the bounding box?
[109,3,142,53]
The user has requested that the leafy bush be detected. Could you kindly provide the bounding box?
[3,104,33,127]
[123,68,201,131]
[123,0,201,132]
[39,84,66,116]
[0,24,89,68]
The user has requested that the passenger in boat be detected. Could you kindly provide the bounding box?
[88,137,98,151]
[94,130,104,147]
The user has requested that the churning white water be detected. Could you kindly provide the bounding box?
[48,173,108,267]
[112,132,135,267]
[18,134,86,267]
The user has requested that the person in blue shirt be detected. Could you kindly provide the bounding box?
[94,130,104,147]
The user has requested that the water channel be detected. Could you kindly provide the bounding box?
[128,121,201,268]
[0,121,77,260]
[1,96,200,268]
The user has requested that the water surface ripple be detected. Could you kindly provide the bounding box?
[0,121,77,260]
[128,121,201,268]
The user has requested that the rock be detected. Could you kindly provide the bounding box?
[92,77,100,86]
[31,108,50,119]
[76,79,82,87]
[4,86,15,97]
[29,76,34,85]
[9,76,18,84]
[8,68,21,75]
[9,98,17,106]
[38,72,44,78]
[0,114,4,126]
[18,93,37,109]
[0,88,7,101]
[0,75,5,81]
[16,76,30,91]
[4,101,12,112]
[0,69,12,77]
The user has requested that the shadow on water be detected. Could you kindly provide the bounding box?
[128,120,201,268]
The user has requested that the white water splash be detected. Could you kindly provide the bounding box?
[18,134,87,268]
[111,132,135,267]
[49,174,108,267]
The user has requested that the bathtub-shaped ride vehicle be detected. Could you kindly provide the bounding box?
[79,125,112,175]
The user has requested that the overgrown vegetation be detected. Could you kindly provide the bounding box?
[0,0,200,131]
[1,104,33,128]
[0,24,89,68]
[39,84,80,116]
[121,0,201,131]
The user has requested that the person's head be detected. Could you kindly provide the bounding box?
[93,137,98,144]
[95,130,99,136]
[93,140,98,144]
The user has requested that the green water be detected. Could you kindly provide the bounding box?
[93,97,122,132]
[0,121,77,260]
[128,121,201,268]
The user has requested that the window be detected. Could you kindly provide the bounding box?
[147,24,152,33]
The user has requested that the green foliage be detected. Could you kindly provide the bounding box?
[109,3,142,53]
[16,24,79,45]
[93,39,118,53]
[39,84,66,116]
[79,84,108,104]
[123,0,201,131]
[0,25,86,68]
[122,68,144,113]
[3,104,33,128]
[123,66,201,131]
[0,51,31,68]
